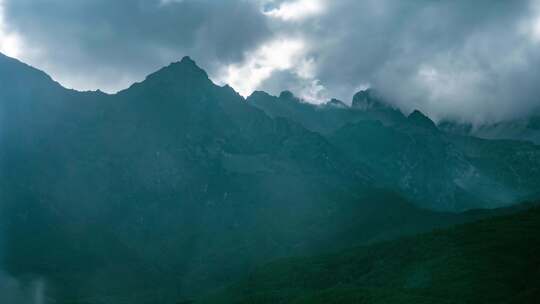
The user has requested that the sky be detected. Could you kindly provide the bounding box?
[1,0,540,123]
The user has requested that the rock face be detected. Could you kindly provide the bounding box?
[1,52,540,302]
[329,119,540,211]
[407,109,438,131]
[248,89,406,134]
[351,89,388,110]
[250,87,540,211]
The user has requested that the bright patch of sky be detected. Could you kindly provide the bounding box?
[534,0,540,37]
[219,38,305,97]
[0,0,20,57]
[263,0,325,21]
[217,0,329,101]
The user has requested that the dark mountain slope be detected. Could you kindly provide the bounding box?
[329,119,540,211]
[0,55,362,301]
[2,52,540,302]
[248,88,540,211]
[199,205,540,304]
[0,54,473,303]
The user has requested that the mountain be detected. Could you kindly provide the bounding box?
[331,115,540,210]
[439,115,540,145]
[249,90,540,211]
[247,89,406,135]
[1,52,540,303]
[0,54,364,301]
[198,205,540,304]
[0,53,492,303]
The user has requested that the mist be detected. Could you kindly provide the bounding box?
[0,212,46,304]
[0,273,46,304]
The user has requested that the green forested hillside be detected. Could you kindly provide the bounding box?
[200,206,540,304]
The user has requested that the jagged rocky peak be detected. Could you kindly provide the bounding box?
[247,90,300,104]
[279,90,298,100]
[250,90,314,106]
[221,84,242,96]
[248,90,273,100]
[142,55,210,87]
[326,98,347,108]
[278,91,320,106]
[168,56,208,76]
[408,109,438,130]
[246,91,278,111]
[352,89,389,110]
[276,90,311,105]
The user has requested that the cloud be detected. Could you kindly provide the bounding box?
[364,0,540,123]
[1,0,271,92]
[534,18,540,41]
[263,0,325,21]
[1,0,540,123]
[528,1,540,42]
[263,0,540,123]
[0,0,21,57]
[218,37,306,97]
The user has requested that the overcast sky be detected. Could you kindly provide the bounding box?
[1,0,540,123]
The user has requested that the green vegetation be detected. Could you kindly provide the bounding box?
[199,206,540,304]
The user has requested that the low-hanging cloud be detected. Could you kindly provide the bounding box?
[261,0,540,123]
[1,0,540,123]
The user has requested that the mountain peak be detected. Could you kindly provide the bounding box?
[408,109,438,130]
[352,89,388,110]
[180,55,196,65]
[408,109,429,120]
[279,90,296,100]
[139,56,211,89]
[247,91,277,105]
[166,56,207,76]
[326,98,347,108]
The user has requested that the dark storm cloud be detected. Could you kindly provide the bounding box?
[2,0,540,123]
[1,0,271,92]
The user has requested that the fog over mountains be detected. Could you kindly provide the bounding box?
[1,52,540,303]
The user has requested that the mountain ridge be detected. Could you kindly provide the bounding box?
[2,51,540,211]
[1,52,540,302]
